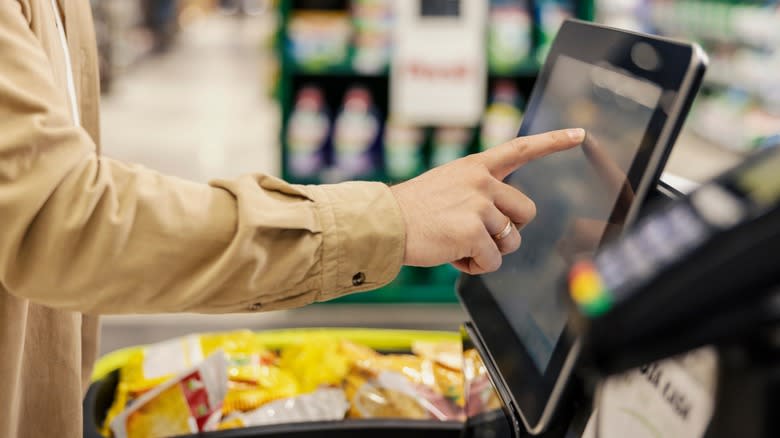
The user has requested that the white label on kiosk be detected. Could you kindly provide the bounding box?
[585,348,717,438]
[390,0,487,125]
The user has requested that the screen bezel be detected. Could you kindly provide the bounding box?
[457,19,706,434]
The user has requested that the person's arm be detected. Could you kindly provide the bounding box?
[0,3,404,314]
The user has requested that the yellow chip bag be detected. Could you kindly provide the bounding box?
[222,367,299,413]
[117,331,272,394]
[340,340,465,421]
[279,336,350,393]
[104,331,279,432]
[110,351,229,438]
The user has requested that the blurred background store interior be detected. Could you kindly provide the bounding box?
[94,0,780,354]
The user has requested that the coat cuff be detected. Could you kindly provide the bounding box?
[296,181,406,301]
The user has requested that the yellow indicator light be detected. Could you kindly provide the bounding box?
[568,261,615,317]
[570,271,603,304]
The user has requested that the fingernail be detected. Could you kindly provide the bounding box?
[568,128,585,142]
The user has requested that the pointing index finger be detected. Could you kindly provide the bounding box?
[481,128,585,180]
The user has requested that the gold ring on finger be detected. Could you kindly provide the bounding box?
[492,219,514,241]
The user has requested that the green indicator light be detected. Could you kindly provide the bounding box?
[582,291,613,317]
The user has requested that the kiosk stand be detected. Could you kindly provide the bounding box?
[458,180,685,438]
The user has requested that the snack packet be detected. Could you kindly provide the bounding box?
[104,331,287,432]
[342,341,464,408]
[347,370,463,421]
[222,366,299,413]
[463,348,502,416]
[218,388,349,429]
[411,340,463,371]
[279,336,351,393]
[120,331,272,394]
[340,340,465,421]
[110,351,229,438]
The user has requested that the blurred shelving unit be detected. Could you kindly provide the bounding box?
[597,0,780,164]
[272,0,595,304]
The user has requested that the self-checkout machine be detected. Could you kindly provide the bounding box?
[389,3,721,436]
[457,174,721,438]
[449,16,720,438]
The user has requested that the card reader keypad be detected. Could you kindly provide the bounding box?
[570,182,743,317]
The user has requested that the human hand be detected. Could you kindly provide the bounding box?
[390,128,586,275]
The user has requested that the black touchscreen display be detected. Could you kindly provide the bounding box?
[481,55,663,372]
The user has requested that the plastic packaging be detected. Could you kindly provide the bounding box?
[536,0,576,62]
[100,332,466,437]
[383,119,425,180]
[222,366,299,413]
[333,86,382,178]
[279,336,351,393]
[103,331,282,433]
[463,348,502,416]
[219,388,349,429]
[341,340,464,421]
[431,126,472,167]
[480,81,524,151]
[487,0,533,73]
[351,0,394,73]
[288,11,351,69]
[287,86,331,179]
[110,351,229,438]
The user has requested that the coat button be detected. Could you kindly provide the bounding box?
[248,303,262,311]
[352,272,366,286]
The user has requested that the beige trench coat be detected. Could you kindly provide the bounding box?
[0,1,405,436]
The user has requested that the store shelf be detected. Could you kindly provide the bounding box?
[488,59,541,78]
[282,49,390,77]
[665,131,744,183]
[703,56,780,103]
[648,2,780,50]
[285,56,541,79]
[600,0,780,156]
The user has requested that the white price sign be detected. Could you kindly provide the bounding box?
[390,0,487,125]
[588,348,717,438]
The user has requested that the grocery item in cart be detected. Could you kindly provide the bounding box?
[218,388,349,429]
[110,351,229,438]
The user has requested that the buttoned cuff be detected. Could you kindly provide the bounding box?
[296,181,406,301]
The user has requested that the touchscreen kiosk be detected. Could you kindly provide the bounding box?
[458,20,706,435]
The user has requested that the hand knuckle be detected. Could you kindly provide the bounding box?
[472,166,492,190]
[477,199,493,217]
[462,154,484,169]
[511,137,530,155]
[552,130,567,146]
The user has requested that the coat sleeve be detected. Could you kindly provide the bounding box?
[0,3,405,314]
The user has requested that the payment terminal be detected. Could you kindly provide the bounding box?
[569,145,780,374]
[567,146,780,438]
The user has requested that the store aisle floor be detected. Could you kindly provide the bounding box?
[100,14,280,182]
